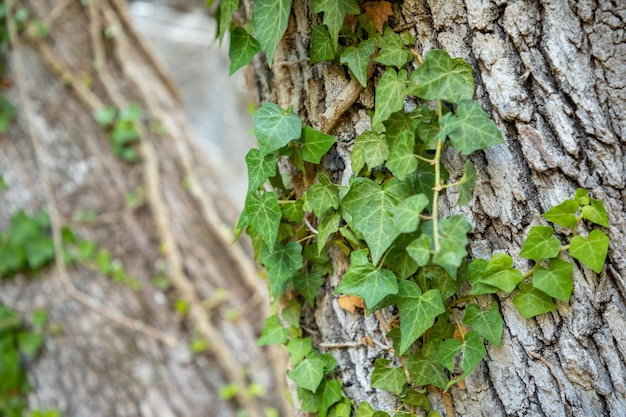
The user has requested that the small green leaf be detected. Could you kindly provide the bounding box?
[468,258,499,295]
[569,230,610,273]
[287,337,312,365]
[18,332,43,356]
[283,299,302,327]
[542,199,579,228]
[288,355,326,391]
[282,199,305,223]
[262,241,303,298]
[301,126,337,163]
[386,126,418,180]
[252,0,292,65]
[293,270,324,307]
[513,282,557,318]
[393,194,428,234]
[93,106,116,126]
[24,236,55,269]
[307,173,340,218]
[253,103,302,155]
[410,50,474,103]
[340,40,376,87]
[463,302,503,346]
[478,253,523,293]
[574,188,590,205]
[431,214,472,271]
[519,225,561,260]
[384,244,419,280]
[256,315,288,345]
[581,199,609,227]
[313,0,360,45]
[405,354,448,389]
[449,330,486,385]
[457,160,476,207]
[245,148,276,192]
[0,174,7,190]
[317,212,341,255]
[351,131,389,174]
[310,24,337,63]
[400,389,430,409]
[532,258,573,302]
[218,0,239,44]
[406,235,432,267]
[372,68,408,128]
[437,338,462,371]
[246,192,281,248]
[374,27,413,68]
[417,264,461,300]
[371,358,408,396]
[228,26,261,75]
[355,402,375,417]
[447,100,504,155]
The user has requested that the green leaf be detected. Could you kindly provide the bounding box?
[372,68,408,128]
[582,199,609,227]
[253,103,302,155]
[393,194,428,234]
[431,214,472,271]
[405,354,448,389]
[463,302,503,346]
[340,178,400,263]
[18,331,43,356]
[574,188,590,205]
[513,282,557,319]
[0,174,7,190]
[256,315,288,345]
[541,199,579,228]
[288,355,326,391]
[447,100,504,155]
[374,27,413,68]
[384,111,417,148]
[569,230,610,273]
[228,26,261,75]
[468,258,498,295]
[218,0,239,45]
[478,253,523,293]
[334,249,399,308]
[406,234,432,267]
[386,126,418,180]
[519,225,561,260]
[317,212,341,255]
[416,264,461,300]
[371,358,408,396]
[437,338,462,371]
[246,192,281,248]
[313,0,360,45]
[351,131,389,174]
[448,330,486,385]
[310,24,337,63]
[252,0,292,65]
[262,241,303,298]
[10,211,43,246]
[287,337,312,365]
[340,40,376,87]
[282,199,305,223]
[301,126,337,163]
[355,402,375,417]
[457,160,476,207]
[293,270,324,307]
[400,389,430,409]
[410,50,474,103]
[24,236,55,269]
[307,173,340,218]
[283,299,302,327]
[532,258,574,302]
[93,106,116,126]
[384,244,419,280]
[245,148,276,192]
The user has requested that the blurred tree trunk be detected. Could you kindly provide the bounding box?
[244,0,626,415]
[0,1,290,416]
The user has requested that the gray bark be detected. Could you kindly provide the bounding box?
[245,0,626,416]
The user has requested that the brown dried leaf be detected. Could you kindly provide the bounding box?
[363,1,394,33]
[338,295,366,313]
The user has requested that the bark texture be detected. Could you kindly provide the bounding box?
[0,1,288,416]
[245,0,626,415]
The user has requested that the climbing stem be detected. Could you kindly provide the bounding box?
[432,100,445,253]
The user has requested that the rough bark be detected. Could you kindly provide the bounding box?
[244,0,626,415]
[0,1,289,416]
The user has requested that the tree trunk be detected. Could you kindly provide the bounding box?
[0,1,289,416]
[244,0,626,415]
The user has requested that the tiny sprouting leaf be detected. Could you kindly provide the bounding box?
[253,102,302,155]
[463,302,503,346]
[431,214,472,271]
[245,148,276,192]
[581,199,610,227]
[340,40,376,87]
[261,241,303,298]
[513,282,557,318]
[574,188,590,205]
[351,130,389,174]
[246,192,281,248]
[310,24,337,63]
[569,230,610,273]
[252,0,292,66]
[532,258,574,302]
[406,234,432,267]
[437,338,462,371]
[313,0,360,45]
[282,199,305,223]
[519,225,561,260]
[288,355,326,391]
[340,178,400,263]
[409,50,474,103]
[372,68,408,128]
[405,354,448,389]
[218,0,239,45]
[301,126,337,163]
[447,100,504,155]
[293,270,324,307]
[393,194,428,234]
[307,173,340,218]
[228,26,261,75]
[287,337,313,365]
[334,249,399,308]
[256,315,288,345]
[371,358,408,396]
[542,199,579,228]
[317,212,341,255]
[374,27,413,68]
[457,160,477,207]
[478,253,523,293]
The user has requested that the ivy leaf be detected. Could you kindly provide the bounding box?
[581,199,610,227]
[532,258,573,302]
[410,49,474,103]
[282,299,302,327]
[431,214,472,271]
[371,358,408,396]
[340,40,376,87]
[478,253,523,293]
[355,402,375,417]
[541,199,579,228]
[245,148,276,192]
[282,199,305,223]
[218,0,239,45]
[261,241,303,298]
[340,178,400,263]
[293,270,324,307]
[385,244,419,280]
[463,302,503,346]
[25,236,55,269]
[246,192,281,248]
[363,0,393,33]
[310,24,337,64]
[372,68,408,128]
[468,258,499,295]
[406,235,431,268]
[287,337,312,365]
[384,111,417,148]
[457,160,476,207]
[448,331,486,385]
[513,282,557,319]
[416,264,461,301]
[386,124,417,180]
[253,103,302,155]
[307,173,340,218]
[519,226,561,260]
[569,230,610,273]
[413,105,440,150]
[405,354,448,389]
[252,0,292,66]
[288,355,326,391]
[228,26,261,75]
[317,212,341,255]
[351,131,389,174]
[301,126,337,163]
[393,194,428,234]
[447,100,504,155]
[574,188,590,205]
[437,338,462,372]
[313,0,360,45]
[335,249,399,308]
[256,315,288,345]
[374,27,413,68]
